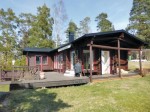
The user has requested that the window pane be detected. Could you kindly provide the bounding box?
[36,56,41,64]
[42,56,47,64]
[83,52,90,69]
[83,50,94,70]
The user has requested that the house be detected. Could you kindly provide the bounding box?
[23,30,147,81]
[23,48,53,71]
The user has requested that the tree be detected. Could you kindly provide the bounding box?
[95,13,114,32]
[78,17,91,37]
[53,0,68,47]
[126,0,150,48]
[28,4,54,48]
[17,13,36,49]
[0,8,17,51]
[66,20,78,41]
[0,8,18,69]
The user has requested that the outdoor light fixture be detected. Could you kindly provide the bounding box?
[12,60,15,65]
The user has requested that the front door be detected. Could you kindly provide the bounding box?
[70,51,75,70]
[101,51,110,74]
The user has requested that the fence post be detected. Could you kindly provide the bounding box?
[0,66,1,81]
[12,66,14,81]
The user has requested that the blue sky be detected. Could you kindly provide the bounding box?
[0,0,133,40]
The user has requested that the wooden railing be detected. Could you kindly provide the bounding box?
[0,66,40,81]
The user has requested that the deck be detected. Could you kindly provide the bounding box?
[9,72,90,90]
[0,72,140,90]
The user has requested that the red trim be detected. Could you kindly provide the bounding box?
[81,48,83,71]
[34,55,36,66]
[26,56,28,65]
[34,55,49,71]
[54,53,59,70]
[56,53,58,70]
[35,55,48,65]
[70,49,75,70]
[41,56,43,71]
[53,55,55,69]
[42,56,48,65]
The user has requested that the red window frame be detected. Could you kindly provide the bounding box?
[35,55,48,65]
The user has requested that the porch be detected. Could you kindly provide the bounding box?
[85,30,147,82]
[2,72,89,90]
[0,71,140,90]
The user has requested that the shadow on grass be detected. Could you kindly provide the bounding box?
[7,89,72,112]
[0,92,10,112]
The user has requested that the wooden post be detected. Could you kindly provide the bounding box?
[27,52,29,66]
[81,47,83,74]
[118,39,121,77]
[89,41,93,82]
[41,56,43,72]
[27,52,30,71]
[87,44,140,51]
[139,48,142,76]
[99,49,102,75]
[12,66,14,81]
[0,66,1,81]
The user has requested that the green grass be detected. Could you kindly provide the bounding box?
[1,75,150,112]
[0,85,10,112]
[0,85,9,92]
[128,61,150,70]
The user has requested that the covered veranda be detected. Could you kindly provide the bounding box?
[86,30,147,82]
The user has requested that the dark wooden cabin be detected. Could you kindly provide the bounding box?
[50,30,147,76]
[23,30,147,79]
[23,48,54,71]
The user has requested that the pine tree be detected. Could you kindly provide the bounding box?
[0,8,18,69]
[28,4,54,48]
[66,20,78,41]
[127,0,150,48]
[95,13,114,32]
[78,17,91,36]
[17,13,36,49]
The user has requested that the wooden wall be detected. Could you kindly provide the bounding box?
[28,54,35,66]
[90,49,128,75]
[93,48,101,74]
[27,52,53,71]
[110,50,128,74]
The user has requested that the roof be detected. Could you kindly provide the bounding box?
[72,30,147,46]
[23,30,148,55]
[23,47,53,55]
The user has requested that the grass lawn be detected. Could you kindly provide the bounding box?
[0,84,10,111]
[1,75,150,112]
[128,61,150,70]
[0,85,10,92]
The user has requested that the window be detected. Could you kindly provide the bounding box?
[83,50,94,70]
[58,54,63,69]
[54,54,63,69]
[54,56,57,69]
[36,55,48,65]
[42,56,48,64]
[36,56,41,64]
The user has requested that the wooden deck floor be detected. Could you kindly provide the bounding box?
[9,72,90,90]
[0,72,140,90]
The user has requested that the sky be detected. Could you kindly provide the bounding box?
[0,0,133,40]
